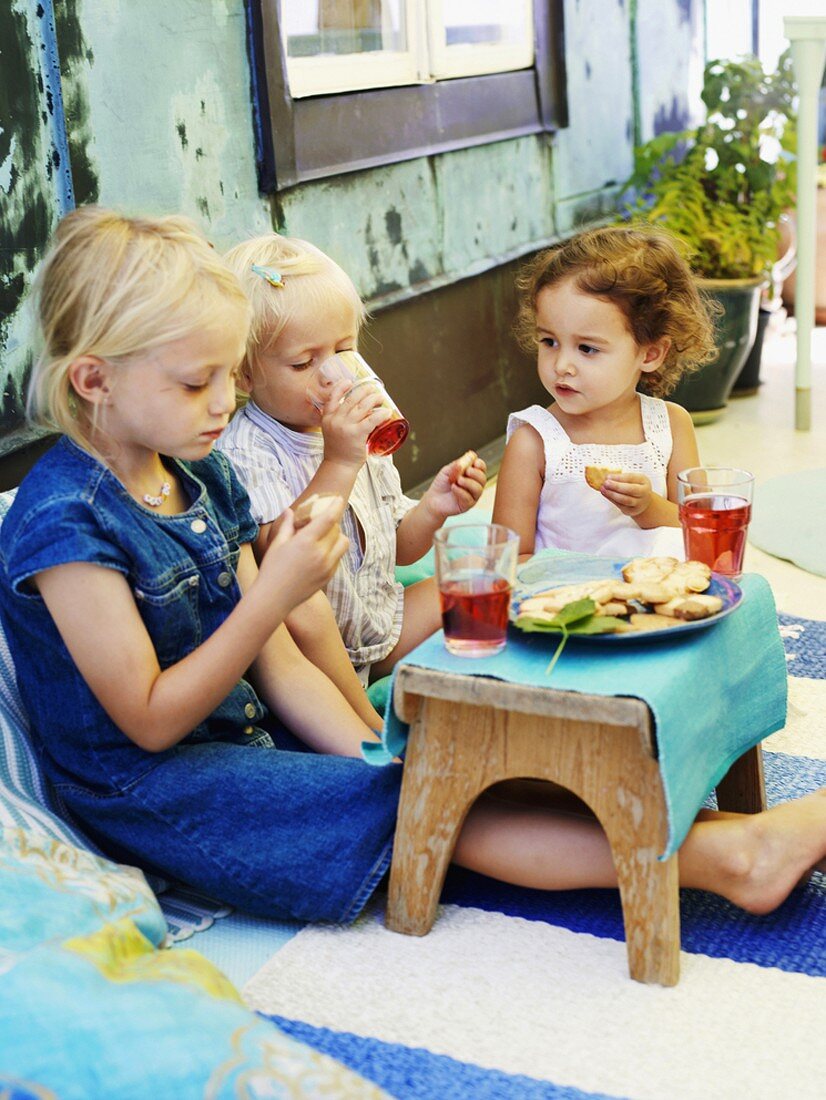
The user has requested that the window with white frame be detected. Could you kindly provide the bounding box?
[282,0,535,99]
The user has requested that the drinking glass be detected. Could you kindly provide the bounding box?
[306,349,409,457]
[433,524,520,657]
[676,467,755,580]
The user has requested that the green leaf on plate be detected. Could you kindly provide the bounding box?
[515,612,629,636]
[512,597,630,676]
[549,598,597,627]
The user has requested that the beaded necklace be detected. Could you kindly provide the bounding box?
[143,480,171,508]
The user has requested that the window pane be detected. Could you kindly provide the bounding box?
[442,0,529,49]
[282,0,408,59]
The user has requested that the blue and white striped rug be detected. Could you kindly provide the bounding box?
[238,611,826,1100]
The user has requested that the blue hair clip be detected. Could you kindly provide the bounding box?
[251,263,285,288]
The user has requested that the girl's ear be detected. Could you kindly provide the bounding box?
[639,338,671,374]
[238,361,254,392]
[68,356,114,405]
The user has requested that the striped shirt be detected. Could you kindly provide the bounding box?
[217,402,417,682]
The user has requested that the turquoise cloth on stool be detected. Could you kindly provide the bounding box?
[364,569,787,858]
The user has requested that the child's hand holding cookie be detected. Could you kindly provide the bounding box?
[595,469,653,518]
[422,450,487,520]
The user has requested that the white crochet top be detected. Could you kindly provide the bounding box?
[506,394,685,559]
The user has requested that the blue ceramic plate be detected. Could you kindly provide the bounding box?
[511,555,743,644]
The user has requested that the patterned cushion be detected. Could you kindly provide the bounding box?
[0,825,386,1098]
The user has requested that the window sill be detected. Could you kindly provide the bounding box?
[250,0,567,191]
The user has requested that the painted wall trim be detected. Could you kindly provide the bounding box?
[32,0,74,215]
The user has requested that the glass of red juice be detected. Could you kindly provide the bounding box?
[676,467,755,580]
[433,524,520,657]
[306,350,409,457]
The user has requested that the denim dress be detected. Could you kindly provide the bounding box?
[0,437,401,922]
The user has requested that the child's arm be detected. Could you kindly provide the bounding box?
[394,454,487,566]
[664,401,701,508]
[600,404,700,529]
[491,426,544,560]
[239,548,380,756]
[34,500,375,755]
[256,380,390,554]
[281,589,385,732]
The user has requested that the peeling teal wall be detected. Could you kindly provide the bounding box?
[0,0,704,456]
[278,138,556,306]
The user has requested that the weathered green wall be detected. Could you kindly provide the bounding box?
[0,0,704,477]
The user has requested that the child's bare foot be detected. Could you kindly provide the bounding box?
[706,789,826,914]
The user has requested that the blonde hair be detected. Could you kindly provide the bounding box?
[28,206,252,445]
[222,233,365,380]
[514,224,718,398]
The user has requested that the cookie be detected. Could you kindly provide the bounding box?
[292,493,341,529]
[654,594,724,621]
[622,556,711,596]
[628,612,682,632]
[454,450,477,478]
[584,465,622,491]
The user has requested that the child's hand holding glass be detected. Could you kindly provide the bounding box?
[307,351,409,459]
[315,373,389,468]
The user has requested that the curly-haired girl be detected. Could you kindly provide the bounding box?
[494,223,718,558]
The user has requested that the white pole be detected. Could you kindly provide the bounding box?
[784,16,826,431]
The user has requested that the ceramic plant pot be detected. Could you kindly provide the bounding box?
[731,305,771,397]
[669,277,764,425]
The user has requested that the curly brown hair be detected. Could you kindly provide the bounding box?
[514,224,719,398]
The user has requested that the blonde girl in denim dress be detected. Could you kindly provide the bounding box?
[1,207,824,923]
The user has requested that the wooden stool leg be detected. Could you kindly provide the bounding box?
[716,744,767,813]
[386,703,486,936]
[610,841,680,985]
[578,722,680,986]
[496,715,680,983]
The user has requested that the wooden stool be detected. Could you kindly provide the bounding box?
[386,664,766,986]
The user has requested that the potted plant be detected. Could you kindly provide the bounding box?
[619,52,797,421]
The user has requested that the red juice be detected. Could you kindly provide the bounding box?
[367,415,410,457]
[679,493,752,577]
[439,572,512,656]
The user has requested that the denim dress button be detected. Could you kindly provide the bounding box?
[188,576,199,587]
[243,725,255,735]
[190,519,207,534]
[217,571,232,587]
[244,702,257,719]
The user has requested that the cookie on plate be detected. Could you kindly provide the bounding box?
[622,556,711,596]
[653,594,724,621]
